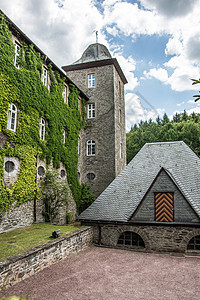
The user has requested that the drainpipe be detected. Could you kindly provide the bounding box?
[33,146,38,222]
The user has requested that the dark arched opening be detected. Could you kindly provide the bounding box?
[117,231,145,248]
[187,235,200,250]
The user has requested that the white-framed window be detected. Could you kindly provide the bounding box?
[40,118,45,140]
[88,73,95,88]
[62,129,66,145]
[88,103,95,118]
[7,103,17,132]
[63,84,68,104]
[87,140,95,156]
[14,42,21,69]
[42,66,48,87]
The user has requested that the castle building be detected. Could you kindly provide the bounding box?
[62,43,127,196]
[0,10,127,232]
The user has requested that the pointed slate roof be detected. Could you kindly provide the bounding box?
[78,141,200,222]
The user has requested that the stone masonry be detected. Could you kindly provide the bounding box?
[0,227,93,289]
[92,224,200,253]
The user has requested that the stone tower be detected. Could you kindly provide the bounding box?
[62,43,127,197]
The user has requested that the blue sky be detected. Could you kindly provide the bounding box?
[1,0,200,131]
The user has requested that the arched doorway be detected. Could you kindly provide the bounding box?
[117,231,145,248]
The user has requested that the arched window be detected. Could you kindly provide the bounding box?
[7,103,17,132]
[38,166,45,176]
[61,169,66,178]
[40,118,45,140]
[87,140,95,156]
[117,231,145,248]
[187,235,200,250]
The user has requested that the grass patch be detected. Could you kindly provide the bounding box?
[0,223,84,261]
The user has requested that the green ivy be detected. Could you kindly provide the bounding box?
[0,13,87,217]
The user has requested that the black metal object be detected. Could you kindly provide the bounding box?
[52,230,61,238]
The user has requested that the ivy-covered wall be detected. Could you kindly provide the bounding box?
[0,13,87,219]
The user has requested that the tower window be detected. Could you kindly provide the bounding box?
[40,118,45,140]
[88,103,95,118]
[87,173,95,180]
[14,42,21,69]
[88,73,95,88]
[7,103,17,132]
[119,109,122,123]
[120,142,122,159]
[87,140,95,156]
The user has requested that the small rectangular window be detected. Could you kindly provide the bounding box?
[42,66,48,87]
[88,103,95,118]
[14,42,21,69]
[40,118,45,140]
[88,74,95,88]
[63,84,69,104]
[78,97,81,113]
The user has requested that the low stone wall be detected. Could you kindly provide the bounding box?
[0,226,93,289]
[92,223,200,253]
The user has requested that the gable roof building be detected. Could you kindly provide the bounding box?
[79,141,200,253]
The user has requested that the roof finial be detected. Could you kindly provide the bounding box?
[95,30,98,43]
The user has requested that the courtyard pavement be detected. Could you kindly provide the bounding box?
[3,246,200,300]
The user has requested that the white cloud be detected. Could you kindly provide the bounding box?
[125,93,164,131]
[115,55,138,91]
[165,37,183,56]
[144,68,168,82]
[0,0,104,67]
[177,101,185,107]
[140,0,198,18]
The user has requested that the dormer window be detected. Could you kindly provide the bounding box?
[14,42,21,69]
[42,66,48,87]
[7,103,17,132]
[88,73,95,88]
[40,118,45,140]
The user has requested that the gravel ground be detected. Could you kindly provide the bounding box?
[2,246,200,300]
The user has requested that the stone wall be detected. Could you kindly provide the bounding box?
[0,158,77,233]
[0,200,36,234]
[0,227,93,289]
[92,223,200,253]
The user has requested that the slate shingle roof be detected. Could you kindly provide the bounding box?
[78,141,200,222]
